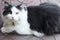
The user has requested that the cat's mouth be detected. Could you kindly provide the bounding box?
[12,22,15,26]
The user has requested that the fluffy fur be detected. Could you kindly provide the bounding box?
[1,2,60,37]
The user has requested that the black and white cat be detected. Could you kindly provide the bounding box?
[1,2,60,37]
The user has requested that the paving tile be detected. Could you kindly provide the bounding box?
[42,36,55,40]
[0,32,7,40]
[1,34,42,40]
[10,0,40,6]
[54,34,60,40]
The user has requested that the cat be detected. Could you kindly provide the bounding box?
[1,2,60,37]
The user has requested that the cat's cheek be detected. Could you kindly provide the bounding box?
[13,17,20,21]
[7,17,12,20]
[4,16,12,20]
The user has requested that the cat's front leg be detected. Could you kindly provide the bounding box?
[1,26,15,33]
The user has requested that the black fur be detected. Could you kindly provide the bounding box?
[16,5,22,10]
[3,5,12,16]
[27,3,60,35]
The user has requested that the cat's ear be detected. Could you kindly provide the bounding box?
[4,1,12,7]
[4,1,12,9]
[21,4,27,8]
[16,4,27,10]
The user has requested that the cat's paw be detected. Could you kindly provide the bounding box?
[1,27,14,33]
[34,33,45,37]
[1,27,9,33]
[32,31,45,37]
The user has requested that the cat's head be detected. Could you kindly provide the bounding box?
[2,2,27,21]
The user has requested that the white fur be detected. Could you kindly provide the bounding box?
[1,6,44,37]
[31,31,44,37]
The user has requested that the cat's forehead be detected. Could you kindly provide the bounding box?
[11,6,20,12]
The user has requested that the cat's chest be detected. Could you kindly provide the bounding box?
[4,19,16,26]
[8,22,14,25]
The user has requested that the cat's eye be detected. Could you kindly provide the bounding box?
[16,12,19,14]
